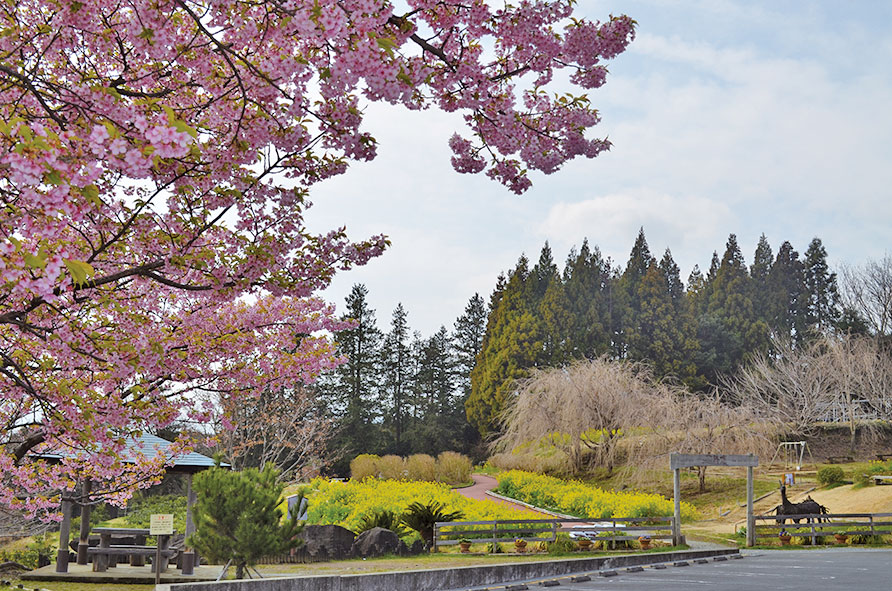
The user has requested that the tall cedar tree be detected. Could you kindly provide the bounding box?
[451,295,488,452]
[618,228,656,360]
[452,294,488,399]
[321,284,384,474]
[802,238,841,338]
[382,304,411,454]
[562,240,612,360]
[699,235,769,383]
[750,234,775,328]
[467,255,544,436]
[768,241,805,343]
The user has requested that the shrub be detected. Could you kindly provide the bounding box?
[377,455,407,480]
[547,533,577,554]
[401,501,464,546]
[123,494,187,533]
[853,472,871,489]
[356,510,409,537]
[437,451,472,485]
[406,454,438,482]
[817,466,845,486]
[350,454,380,481]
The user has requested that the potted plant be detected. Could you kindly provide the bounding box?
[638,534,652,550]
[834,531,848,544]
[514,538,527,553]
[576,537,592,550]
[458,538,472,553]
[778,529,792,545]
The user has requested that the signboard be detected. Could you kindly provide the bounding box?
[669,453,758,470]
[150,513,174,536]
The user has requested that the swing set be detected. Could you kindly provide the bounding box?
[766,441,816,471]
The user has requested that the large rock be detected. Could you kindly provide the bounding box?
[351,527,404,558]
[294,525,356,562]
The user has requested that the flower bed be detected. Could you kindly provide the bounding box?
[296,478,541,536]
[494,470,698,520]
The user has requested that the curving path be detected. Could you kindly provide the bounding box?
[456,473,566,520]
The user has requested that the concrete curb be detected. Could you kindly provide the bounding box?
[483,490,577,520]
[161,548,739,591]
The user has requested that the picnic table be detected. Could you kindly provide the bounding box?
[88,527,176,573]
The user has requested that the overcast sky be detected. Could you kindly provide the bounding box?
[304,0,892,336]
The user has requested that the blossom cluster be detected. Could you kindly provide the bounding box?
[0,0,632,519]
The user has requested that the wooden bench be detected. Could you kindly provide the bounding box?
[87,546,176,572]
[871,475,892,485]
[827,456,854,464]
[90,527,175,573]
[876,454,892,461]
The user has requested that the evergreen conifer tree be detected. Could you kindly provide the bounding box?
[768,241,805,343]
[802,237,841,338]
[750,234,774,325]
[563,240,611,359]
[320,284,384,474]
[467,257,544,436]
[189,465,301,580]
[382,303,411,454]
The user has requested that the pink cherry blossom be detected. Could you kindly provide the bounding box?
[0,0,633,520]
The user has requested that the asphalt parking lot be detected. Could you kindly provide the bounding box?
[462,548,892,591]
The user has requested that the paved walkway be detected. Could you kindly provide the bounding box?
[455,473,731,551]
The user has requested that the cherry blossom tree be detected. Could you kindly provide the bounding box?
[0,0,634,519]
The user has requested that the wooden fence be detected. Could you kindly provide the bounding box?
[753,512,892,544]
[433,516,676,552]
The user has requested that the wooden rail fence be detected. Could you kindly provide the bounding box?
[433,517,676,552]
[753,512,892,544]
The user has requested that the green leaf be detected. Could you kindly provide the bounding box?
[23,252,46,269]
[63,259,95,286]
[16,124,32,142]
[81,184,101,206]
[171,119,198,138]
[45,170,63,185]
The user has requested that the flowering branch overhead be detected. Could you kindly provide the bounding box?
[0,0,633,519]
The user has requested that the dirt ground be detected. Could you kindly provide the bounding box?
[691,482,892,538]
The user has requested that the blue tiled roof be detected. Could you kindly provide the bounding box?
[34,433,225,472]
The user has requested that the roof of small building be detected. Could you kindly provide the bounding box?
[35,433,225,474]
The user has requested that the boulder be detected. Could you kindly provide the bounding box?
[294,525,356,562]
[351,527,403,558]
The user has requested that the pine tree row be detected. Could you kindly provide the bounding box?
[318,285,487,475]
[319,229,847,471]
[466,229,845,436]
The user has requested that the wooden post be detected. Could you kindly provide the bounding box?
[55,496,72,573]
[76,480,92,565]
[672,468,681,546]
[181,474,197,575]
[746,465,755,547]
[155,541,162,586]
[492,521,497,553]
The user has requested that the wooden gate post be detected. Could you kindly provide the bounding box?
[746,465,755,547]
[673,468,682,545]
[671,453,758,548]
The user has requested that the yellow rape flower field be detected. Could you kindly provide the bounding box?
[290,477,542,534]
[286,470,696,537]
[494,470,698,521]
